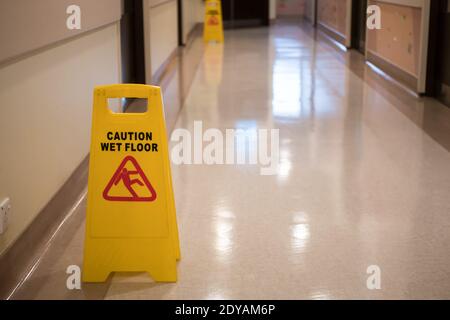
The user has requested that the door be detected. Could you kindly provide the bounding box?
[120,0,146,85]
[177,0,183,46]
[222,0,270,29]
[351,0,367,53]
[435,0,450,106]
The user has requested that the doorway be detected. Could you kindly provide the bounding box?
[120,0,146,85]
[177,0,183,46]
[433,0,450,106]
[222,0,270,29]
[351,0,367,54]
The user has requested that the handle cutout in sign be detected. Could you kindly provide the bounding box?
[107,98,149,113]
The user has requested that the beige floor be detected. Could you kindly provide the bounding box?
[11,21,450,300]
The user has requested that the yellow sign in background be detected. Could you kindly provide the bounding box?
[83,84,180,283]
[203,0,224,43]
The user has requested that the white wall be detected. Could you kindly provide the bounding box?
[304,0,316,24]
[270,0,277,20]
[144,0,203,79]
[144,0,179,79]
[0,24,121,254]
[182,0,202,44]
[0,0,121,64]
[197,0,205,23]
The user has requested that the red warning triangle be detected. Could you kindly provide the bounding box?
[103,156,157,202]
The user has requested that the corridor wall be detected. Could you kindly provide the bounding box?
[0,1,122,255]
[304,0,317,25]
[270,0,278,20]
[0,0,203,259]
[144,0,179,81]
[366,0,431,93]
[437,0,450,106]
[144,0,203,81]
[182,0,203,45]
[277,0,306,16]
[317,0,353,47]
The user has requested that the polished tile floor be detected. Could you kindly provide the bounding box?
[11,21,450,299]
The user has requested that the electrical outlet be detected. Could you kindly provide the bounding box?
[0,198,11,235]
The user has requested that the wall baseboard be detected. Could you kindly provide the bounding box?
[367,50,418,92]
[317,23,346,47]
[151,47,180,86]
[0,156,89,300]
[438,83,450,108]
[184,23,203,47]
[152,23,202,88]
[304,16,315,26]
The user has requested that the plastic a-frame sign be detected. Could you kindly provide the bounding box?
[203,0,224,43]
[83,84,180,283]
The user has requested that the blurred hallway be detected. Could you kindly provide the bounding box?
[9,20,450,300]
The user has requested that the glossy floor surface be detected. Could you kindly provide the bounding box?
[11,21,450,299]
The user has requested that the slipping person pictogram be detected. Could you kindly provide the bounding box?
[114,167,144,198]
[103,155,157,202]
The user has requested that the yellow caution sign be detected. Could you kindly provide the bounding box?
[83,84,180,283]
[203,0,224,43]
